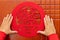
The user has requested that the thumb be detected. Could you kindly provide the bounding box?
[37,31,45,35]
[10,31,18,34]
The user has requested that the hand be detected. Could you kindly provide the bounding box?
[37,15,56,36]
[0,14,17,34]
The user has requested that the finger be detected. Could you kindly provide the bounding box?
[9,16,13,25]
[44,17,47,28]
[44,15,49,29]
[51,18,55,28]
[37,31,45,35]
[45,15,48,24]
[10,31,18,34]
[3,14,9,22]
[8,14,12,21]
[3,17,6,22]
[5,14,9,20]
[47,16,51,22]
[45,15,51,24]
[51,18,54,24]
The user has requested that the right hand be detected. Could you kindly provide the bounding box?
[37,15,56,36]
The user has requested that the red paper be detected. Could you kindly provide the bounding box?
[12,2,45,37]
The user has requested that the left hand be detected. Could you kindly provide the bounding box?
[0,14,17,34]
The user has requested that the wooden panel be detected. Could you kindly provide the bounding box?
[0,0,60,40]
[40,5,60,10]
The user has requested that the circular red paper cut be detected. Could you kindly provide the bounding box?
[12,2,45,37]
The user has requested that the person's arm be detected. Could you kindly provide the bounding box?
[48,34,59,40]
[0,31,6,40]
[37,15,59,40]
[0,14,17,40]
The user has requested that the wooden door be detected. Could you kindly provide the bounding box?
[0,0,60,40]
